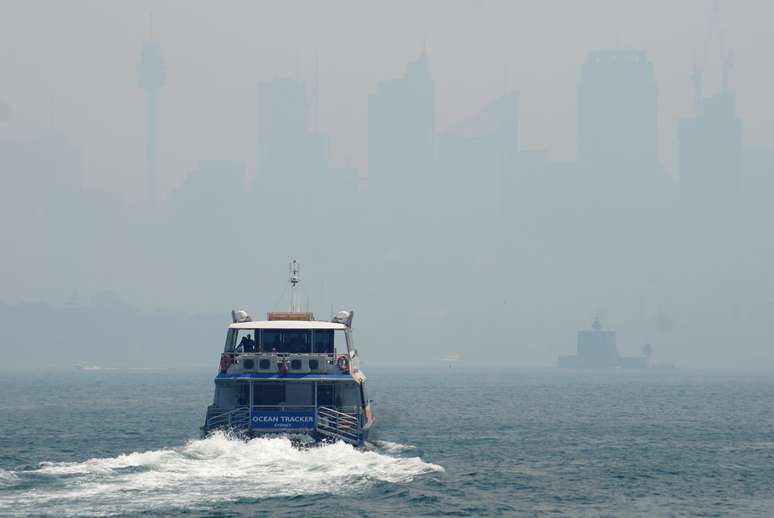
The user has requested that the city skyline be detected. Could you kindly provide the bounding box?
[0,1,771,199]
[1,1,773,369]
[116,39,759,203]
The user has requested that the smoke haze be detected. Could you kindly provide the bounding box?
[0,0,772,369]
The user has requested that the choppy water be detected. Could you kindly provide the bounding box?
[1,368,774,516]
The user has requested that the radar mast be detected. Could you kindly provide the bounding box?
[289,259,300,312]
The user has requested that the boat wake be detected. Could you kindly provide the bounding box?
[0,432,442,516]
[0,469,18,488]
[369,439,417,453]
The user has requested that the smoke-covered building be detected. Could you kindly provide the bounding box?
[136,39,166,205]
[368,53,435,218]
[256,78,329,212]
[436,92,518,214]
[577,50,658,169]
[679,89,743,224]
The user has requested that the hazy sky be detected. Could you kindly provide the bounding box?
[1,1,773,369]
[1,0,772,198]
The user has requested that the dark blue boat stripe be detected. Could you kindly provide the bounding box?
[216,373,353,380]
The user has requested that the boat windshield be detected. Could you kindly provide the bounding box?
[224,328,338,354]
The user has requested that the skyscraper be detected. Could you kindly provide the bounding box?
[368,53,435,211]
[679,84,743,222]
[577,50,658,168]
[137,40,166,204]
[437,92,518,212]
[255,78,329,211]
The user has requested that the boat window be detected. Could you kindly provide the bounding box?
[286,330,311,353]
[338,383,360,407]
[262,329,282,352]
[285,383,313,405]
[317,383,335,406]
[335,330,347,354]
[234,330,257,352]
[313,330,334,353]
[224,329,237,352]
[253,383,285,405]
[261,329,312,354]
[236,382,250,406]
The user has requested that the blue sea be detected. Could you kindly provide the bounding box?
[1,367,773,516]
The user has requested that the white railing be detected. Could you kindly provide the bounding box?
[315,406,362,445]
[205,406,250,433]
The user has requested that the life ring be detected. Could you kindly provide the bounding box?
[336,355,350,371]
[220,353,233,372]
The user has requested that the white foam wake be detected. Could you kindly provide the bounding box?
[369,440,417,454]
[0,433,442,517]
[0,469,18,488]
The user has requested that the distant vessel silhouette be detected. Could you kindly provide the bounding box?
[74,362,109,371]
[558,316,649,368]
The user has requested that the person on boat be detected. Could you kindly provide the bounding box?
[239,334,256,352]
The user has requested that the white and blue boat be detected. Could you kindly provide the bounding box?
[202,261,374,446]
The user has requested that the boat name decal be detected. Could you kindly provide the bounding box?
[250,411,315,429]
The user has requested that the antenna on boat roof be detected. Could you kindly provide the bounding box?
[289,259,300,312]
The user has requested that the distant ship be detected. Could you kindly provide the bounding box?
[558,316,650,368]
[74,362,109,371]
[201,261,375,447]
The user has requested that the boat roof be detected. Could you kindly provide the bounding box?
[229,320,347,330]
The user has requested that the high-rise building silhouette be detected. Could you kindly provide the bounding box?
[437,92,518,212]
[256,78,328,210]
[137,39,166,204]
[577,50,658,168]
[679,82,742,222]
[368,53,435,211]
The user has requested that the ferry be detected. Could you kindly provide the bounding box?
[201,261,374,446]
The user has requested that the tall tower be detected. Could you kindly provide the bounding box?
[137,37,166,204]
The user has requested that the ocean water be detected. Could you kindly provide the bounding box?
[1,367,773,517]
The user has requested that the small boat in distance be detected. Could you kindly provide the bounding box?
[74,362,110,371]
[201,261,375,447]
